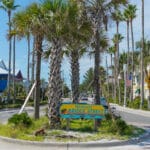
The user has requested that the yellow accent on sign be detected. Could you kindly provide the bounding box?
[60,104,105,116]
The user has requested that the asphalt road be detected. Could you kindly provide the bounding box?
[110,104,150,129]
[0,104,150,150]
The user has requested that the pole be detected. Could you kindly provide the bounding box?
[18,82,36,114]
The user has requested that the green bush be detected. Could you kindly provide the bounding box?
[114,118,128,134]
[105,113,112,120]
[101,117,130,136]
[127,96,148,110]
[8,113,32,127]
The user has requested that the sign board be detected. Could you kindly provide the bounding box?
[60,104,105,119]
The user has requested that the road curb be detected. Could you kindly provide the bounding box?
[0,131,149,147]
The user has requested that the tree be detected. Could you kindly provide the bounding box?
[42,0,70,128]
[108,46,116,98]
[112,9,123,71]
[83,0,128,106]
[126,4,137,101]
[26,3,44,119]
[9,29,17,103]
[140,0,144,109]
[12,3,44,119]
[64,0,92,103]
[0,0,19,101]
[112,33,124,102]
[12,11,32,95]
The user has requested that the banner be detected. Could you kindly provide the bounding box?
[126,72,132,87]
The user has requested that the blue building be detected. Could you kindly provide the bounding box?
[0,60,23,93]
[0,60,8,92]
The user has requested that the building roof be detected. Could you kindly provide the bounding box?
[0,60,23,78]
[0,67,8,74]
[0,60,7,70]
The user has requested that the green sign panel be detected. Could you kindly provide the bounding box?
[60,104,105,119]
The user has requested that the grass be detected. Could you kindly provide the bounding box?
[0,114,145,142]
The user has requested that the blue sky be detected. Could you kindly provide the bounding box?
[0,0,149,86]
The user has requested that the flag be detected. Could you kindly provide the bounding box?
[126,72,132,87]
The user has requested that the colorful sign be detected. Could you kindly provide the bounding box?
[60,104,105,119]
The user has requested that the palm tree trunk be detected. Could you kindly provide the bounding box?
[32,38,35,100]
[7,11,12,102]
[140,0,144,109]
[34,35,43,119]
[32,38,35,83]
[48,38,62,129]
[106,56,109,98]
[94,30,100,105]
[130,20,135,101]
[111,53,113,98]
[27,34,30,93]
[71,50,79,103]
[13,35,16,104]
[127,20,130,100]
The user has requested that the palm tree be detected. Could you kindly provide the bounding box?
[42,0,71,128]
[12,11,31,93]
[140,0,144,109]
[64,1,92,103]
[111,10,123,102]
[126,4,137,101]
[26,3,44,119]
[13,3,44,119]
[83,0,128,106]
[112,33,124,102]
[0,0,19,101]
[9,29,17,103]
[108,46,116,98]
[112,9,123,65]
[80,68,94,93]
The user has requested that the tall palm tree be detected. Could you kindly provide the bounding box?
[0,0,19,101]
[13,3,44,119]
[26,3,44,119]
[42,0,70,128]
[112,9,123,65]
[83,0,127,106]
[126,4,137,101]
[9,29,17,103]
[108,46,116,98]
[140,0,144,109]
[111,10,123,101]
[64,1,92,103]
[123,6,131,102]
[112,33,124,102]
[12,11,31,93]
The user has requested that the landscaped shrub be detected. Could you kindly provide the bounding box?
[8,113,32,127]
[101,116,131,136]
[127,96,148,110]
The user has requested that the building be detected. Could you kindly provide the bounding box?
[0,60,23,93]
[133,65,150,99]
